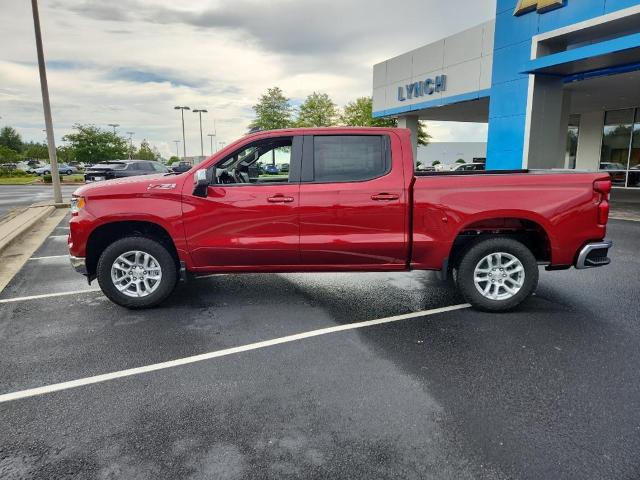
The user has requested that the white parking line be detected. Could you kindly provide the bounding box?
[0,288,102,304]
[48,235,68,239]
[0,303,470,403]
[28,254,69,261]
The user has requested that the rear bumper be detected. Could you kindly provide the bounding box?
[575,240,612,269]
[70,255,88,275]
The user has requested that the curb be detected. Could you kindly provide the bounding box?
[0,205,57,255]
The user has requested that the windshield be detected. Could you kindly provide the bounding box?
[91,162,127,169]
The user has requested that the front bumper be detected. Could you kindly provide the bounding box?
[575,240,612,269]
[70,255,88,275]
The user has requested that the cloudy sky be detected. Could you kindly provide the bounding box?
[1,0,495,158]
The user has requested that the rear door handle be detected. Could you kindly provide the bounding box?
[371,193,400,201]
[267,195,294,203]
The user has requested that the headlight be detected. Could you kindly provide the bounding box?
[70,196,86,215]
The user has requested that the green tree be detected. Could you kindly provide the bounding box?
[456,158,466,164]
[432,160,441,167]
[62,124,128,163]
[167,156,179,165]
[134,139,156,160]
[341,96,430,145]
[57,145,76,164]
[22,142,49,160]
[341,97,396,128]
[248,87,293,131]
[0,145,19,163]
[0,126,23,152]
[296,92,338,127]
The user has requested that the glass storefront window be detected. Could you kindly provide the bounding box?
[600,109,634,187]
[629,109,640,188]
[565,114,580,169]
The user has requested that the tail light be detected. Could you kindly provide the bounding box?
[594,179,611,225]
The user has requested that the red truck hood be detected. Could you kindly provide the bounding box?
[73,174,187,198]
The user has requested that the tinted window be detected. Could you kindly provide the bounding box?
[313,136,387,182]
[151,162,168,172]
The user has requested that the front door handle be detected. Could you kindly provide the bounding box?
[267,195,294,203]
[371,193,400,201]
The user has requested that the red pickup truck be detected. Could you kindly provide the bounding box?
[68,128,612,311]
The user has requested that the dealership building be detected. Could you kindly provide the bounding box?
[372,0,640,188]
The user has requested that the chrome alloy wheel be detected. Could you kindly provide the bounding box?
[473,252,525,301]
[110,250,163,298]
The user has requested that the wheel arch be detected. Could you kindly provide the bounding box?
[85,220,180,278]
[448,215,553,271]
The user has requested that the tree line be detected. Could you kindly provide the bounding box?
[0,124,160,165]
[248,88,430,145]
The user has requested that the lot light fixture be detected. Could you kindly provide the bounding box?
[174,106,190,159]
[193,109,208,158]
[30,0,62,204]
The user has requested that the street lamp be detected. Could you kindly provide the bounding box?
[218,141,226,151]
[207,133,216,156]
[174,106,190,159]
[108,123,120,134]
[192,109,208,158]
[31,0,62,204]
[173,140,181,158]
[126,132,134,159]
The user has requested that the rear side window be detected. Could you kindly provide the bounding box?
[312,135,388,183]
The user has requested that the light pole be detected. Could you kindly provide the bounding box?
[126,132,134,159]
[192,109,207,158]
[219,141,226,151]
[174,106,190,159]
[207,133,216,155]
[108,123,119,134]
[173,140,181,158]
[31,0,62,204]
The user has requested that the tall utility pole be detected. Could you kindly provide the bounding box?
[126,131,134,159]
[174,106,190,159]
[108,123,120,134]
[173,140,181,158]
[192,109,207,158]
[207,133,216,156]
[31,0,62,204]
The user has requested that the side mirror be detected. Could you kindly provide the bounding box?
[193,168,210,197]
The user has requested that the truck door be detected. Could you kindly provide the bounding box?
[182,135,302,269]
[298,134,408,268]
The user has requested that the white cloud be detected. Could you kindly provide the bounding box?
[0,0,495,157]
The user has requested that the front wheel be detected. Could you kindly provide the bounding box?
[456,237,539,312]
[97,236,177,308]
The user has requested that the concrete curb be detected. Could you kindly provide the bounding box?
[0,205,57,255]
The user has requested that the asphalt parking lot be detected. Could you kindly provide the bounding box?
[0,185,78,220]
[1,215,639,479]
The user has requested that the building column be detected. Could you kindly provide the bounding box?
[524,76,571,170]
[398,115,419,164]
[576,111,604,171]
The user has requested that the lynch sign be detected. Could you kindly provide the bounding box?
[398,75,446,102]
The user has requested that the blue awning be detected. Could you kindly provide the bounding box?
[523,32,640,77]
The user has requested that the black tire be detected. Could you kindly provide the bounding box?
[456,237,538,312]
[65,170,72,175]
[97,236,177,308]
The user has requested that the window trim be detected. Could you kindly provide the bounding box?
[301,134,392,185]
[211,135,302,186]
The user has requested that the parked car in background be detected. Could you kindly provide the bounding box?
[171,162,193,174]
[84,160,170,182]
[279,163,290,173]
[264,164,280,175]
[599,162,627,185]
[451,162,486,172]
[34,164,78,175]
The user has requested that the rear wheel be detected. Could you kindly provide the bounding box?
[456,237,538,312]
[97,236,177,308]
